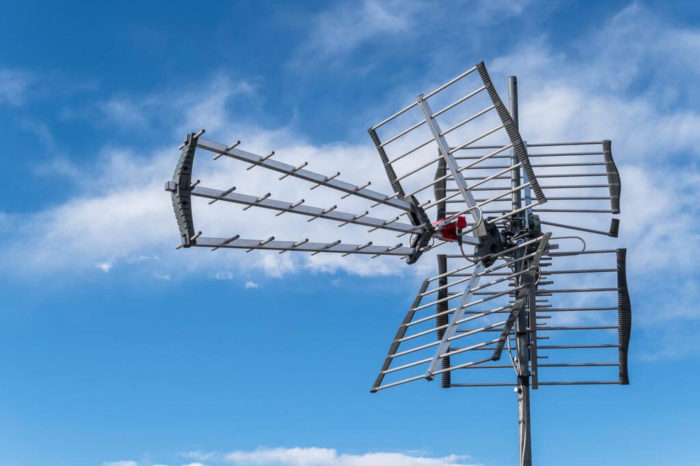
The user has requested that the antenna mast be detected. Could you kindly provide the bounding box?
[509,75,532,466]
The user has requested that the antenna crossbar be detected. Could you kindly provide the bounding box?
[196,236,414,256]
[187,185,421,234]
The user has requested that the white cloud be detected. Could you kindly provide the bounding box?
[97,74,254,134]
[223,447,477,466]
[97,262,113,273]
[299,0,418,58]
[213,271,235,280]
[0,67,32,106]
[244,280,259,289]
[153,271,171,280]
[113,448,478,466]
[100,97,150,129]
[293,0,530,66]
[183,451,219,462]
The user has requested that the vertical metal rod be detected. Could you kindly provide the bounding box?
[509,77,522,216]
[510,75,532,466]
[435,158,451,387]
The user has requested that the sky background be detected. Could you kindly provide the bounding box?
[1,1,699,465]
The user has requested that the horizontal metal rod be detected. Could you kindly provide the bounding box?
[371,373,426,392]
[420,190,461,211]
[544,307,617,312]
[449,124,505,154]
[198,137,410,210]
[454,155,512,160]
[403,144,513,198]
[478,181,532,209]
[405,288,521,327]
[447,364,512,369]
[531,162,605,167]
[382,355,432,374]
[542,196,611,201]
[440,104,495,137]
[431,353,497,374]
[197,237,412,256]
[371,101,419,130]
[486,200,544,224]
[391,320,505,359]
[396,154,442,181]
[529,151,604,157]
[441,234,545,258]
[457,325,619,334]
[538,184,609,189]
[424,65,478,99]
[386,136,435,165]
[451,141,603,150]
[432,86,487,118]
[446,172,608,180]
[536,325,618,331]
[427,262,477,283]
[534,208,616,213]
[527,141,603,147]
[191,186,418,234]
[536,287,617,293]
[449,383,516,387]
[537,344,618,349]
[445,186,512,192]
[537,381,621,385]
[422,253,536,296]
[412,291,464,312]
[538,363,619,367]
[379,119,426,148]
[446,198,508,204]
[448,163,604,170]
[545,249,617,256]
[530,173,608,178]
[457,143,516,172]
[396,305,511,344]
[543,268,616,275]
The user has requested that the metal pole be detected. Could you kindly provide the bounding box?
[509,75,532,466]
[509,77,522,217]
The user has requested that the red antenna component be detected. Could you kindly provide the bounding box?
[434,215,467,242]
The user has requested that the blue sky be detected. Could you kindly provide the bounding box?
[1,1,699,465]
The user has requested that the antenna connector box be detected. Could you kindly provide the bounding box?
[434,216,467,242]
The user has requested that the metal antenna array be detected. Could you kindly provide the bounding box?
[166,62,631,466]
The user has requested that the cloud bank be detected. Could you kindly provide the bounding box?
[105,446,481,466]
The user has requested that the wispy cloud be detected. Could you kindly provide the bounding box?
[187,446,480,466]
[297,0,419,60]
[93,74,255,135]
[213,271,235,281]
[0,67,33,106]
[96,262,113,273]
[102,448,480,466]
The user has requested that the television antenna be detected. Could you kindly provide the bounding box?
[165,62,631,466]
